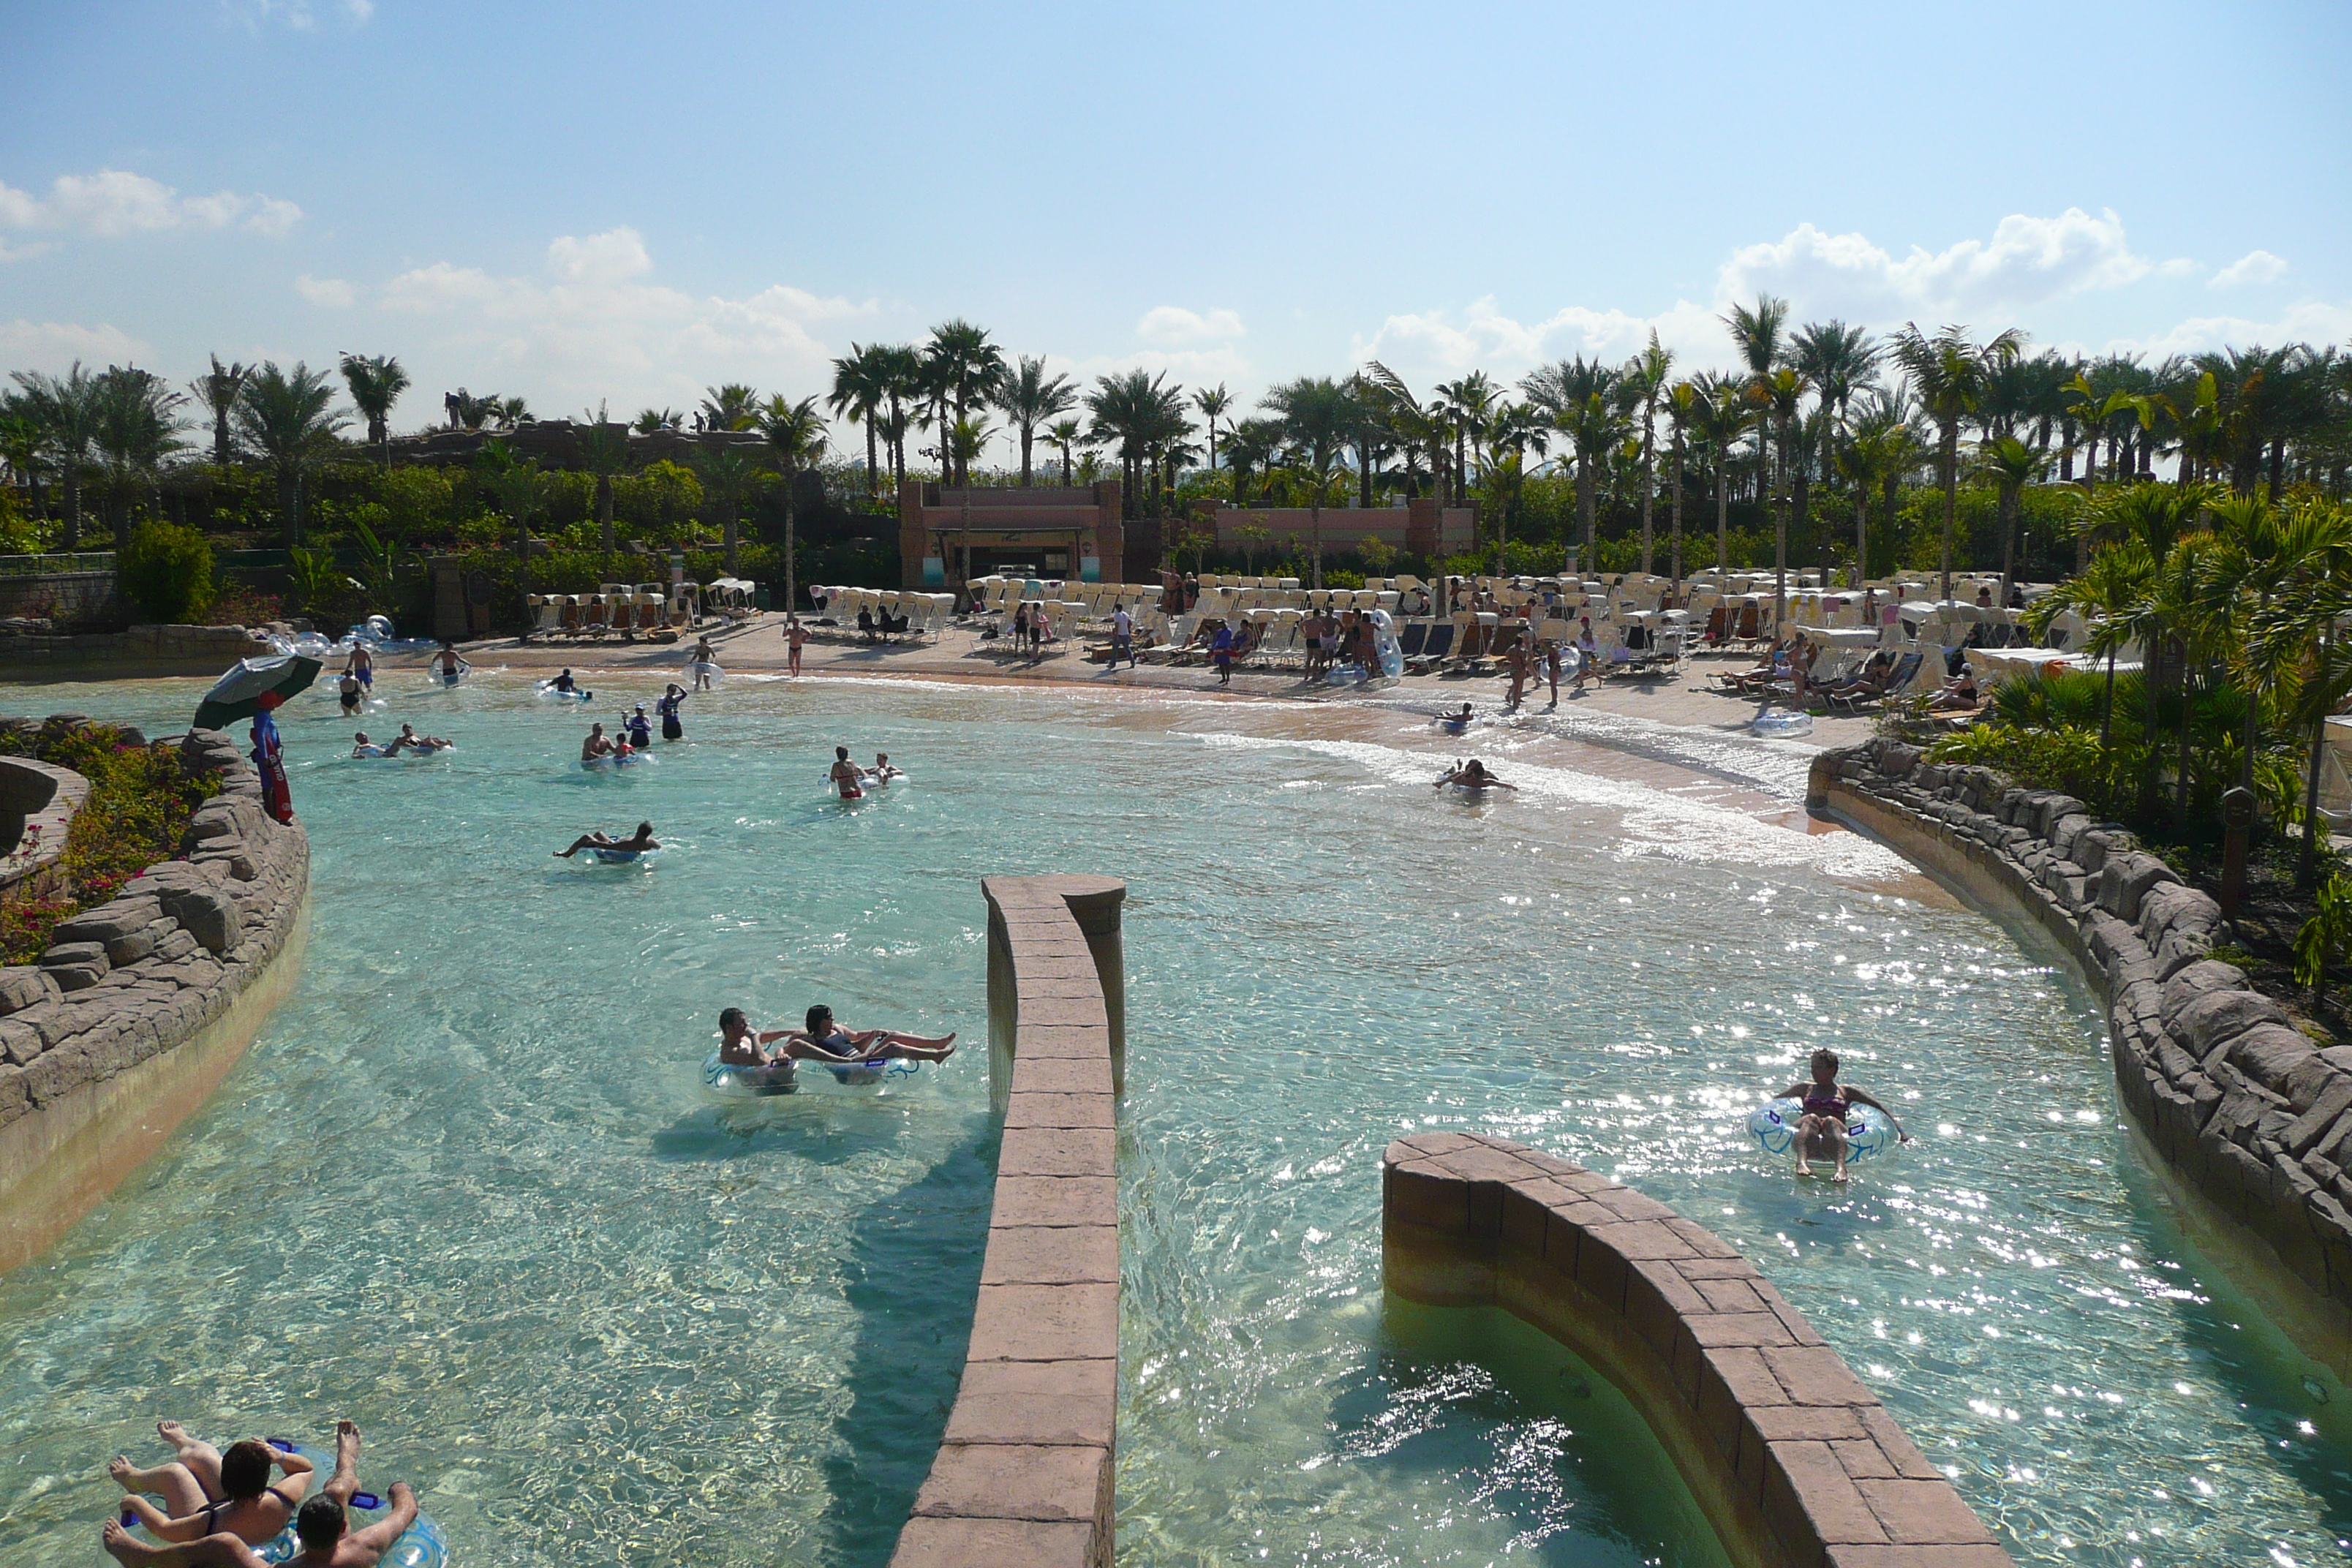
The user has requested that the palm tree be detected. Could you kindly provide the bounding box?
[1834,407,1915,585]
[233,361,348,546]
[90,366,188,551]
[10,363,101,549]
[700,384,761,433]
[690,446,764,576]
[1045,417,1085,487]
[1223,418,1283,508]
[578,402,631,554]
[338,353,410,464]
[1757,367,1809,619]
[1973,434,2049,605]
[992,355,1077,487]
[0,399,47,530]
[633,407,682,434]
[2250,509,2352,885]
[2031,537,2155,762]
[828,344,889,497]
[1523,356,1626,559]
[1359,362,1450,504]
[1689,374,1753,574]
[484,459,547,593]
[873,344,924,489]
[1891,323,2027,601]
[946,415,993,587]
[924,320,1006,485]
[1665,381,1697,589]
[1433,373,1495,506]
[760,393,827,614]
[188,355,249,467]
[1193,384,1232,478]
[1625,331,1675,574]
[1262,377,1357,589]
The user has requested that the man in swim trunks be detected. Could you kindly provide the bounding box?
[829,745,865,799]
[350,732,384,758]
[426,641,466,687]
[1774,1048,1910,1183]
[554,821,659,858]
[1111,602,1135,668]
[109,1422,314,1549]
[689,637,717,690]
[788,1004,957,1062]
[581,723,617,763]
[548,668,578,693]
[867,753,903,783]
[103,1420,418,1568]
[343,643,372,690]
[392,724,450,753]
[786,615,810,677]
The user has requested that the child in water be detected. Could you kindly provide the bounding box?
[1774,1048,1911,1182]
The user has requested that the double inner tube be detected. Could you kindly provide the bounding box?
[1748,1098,1894,1164]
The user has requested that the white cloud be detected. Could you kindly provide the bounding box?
[2100,299,2352,360]
[295,274,356,307]
[221,0,371,28]
[2210,249,2288,289]
[373,227,877,413]
[0,169,302,240]
[1719,208,2158,321]
[0,318,151,369]
[1136,306,1244,345]
[1354,296,1726,389]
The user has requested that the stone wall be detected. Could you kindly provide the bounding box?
[890,875,1125,1568]
[1385,1132,2011,1568]
[0,726,309,1272]
[1811,739,2352,1368]
[0,622,279,671]
[0,570,119,627]
[0,755,88,900]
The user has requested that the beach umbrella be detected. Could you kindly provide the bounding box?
[193,655,320,731]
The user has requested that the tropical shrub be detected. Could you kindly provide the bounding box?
[0,723,220,962]
[118,519,216,623]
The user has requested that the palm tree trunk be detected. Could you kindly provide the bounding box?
[2303,702,2329,890]
[1772,421,1789,630]
[1311,502,1323,591]
[785,487,797,619]
[1716,456,1729,573]
[1669,432,1684,590]
[1937,423,1959,602]
[1997,489,2017,608]
[213,413,230,467]
[864,421,878,496]
[278,466,300,547]
[597,475,615,554]
[1019,425,1033,488]
[1855,487,1869,587]
[1640,437,1656,575]
[724,502,739,577]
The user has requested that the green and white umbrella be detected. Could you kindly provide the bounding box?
[193,655,321,732]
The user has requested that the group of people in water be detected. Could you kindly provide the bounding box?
[348,724,450,758]
[827,746,903,800]
[101,1419,416,1567]
[715,1003,957,1082]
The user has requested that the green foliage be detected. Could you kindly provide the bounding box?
[0,486,50,554]
[118,519,216,623]
[284,544,347,617]
[0,723,219,961]
[2296,872,2352,1004]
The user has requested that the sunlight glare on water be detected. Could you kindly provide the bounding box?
[0,672,2346,1567]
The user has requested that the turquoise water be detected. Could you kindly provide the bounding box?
[0,671,2347,1567]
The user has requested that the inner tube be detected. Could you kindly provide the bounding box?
[351,746,391,758]
[1749,1098,1895,1164]
[587,847,649,864]
[581,752,645,770]
[702,1048,919,1096]
[1751,709,1814,738]
[685,660,724,685]
[538,682,594,701]
[126,1440,445,1568]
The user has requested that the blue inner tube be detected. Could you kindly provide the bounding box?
[1749,1098,1894,1164]
[538,683,593,701]
[126,1441,445,1568]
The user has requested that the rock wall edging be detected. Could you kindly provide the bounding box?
[0,726,310,1270]
[1386,1132,2012,1568]
[889,875,1124,1568]
[1809,741,2352,1361]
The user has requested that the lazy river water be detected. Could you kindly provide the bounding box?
[0,671,2347,1567]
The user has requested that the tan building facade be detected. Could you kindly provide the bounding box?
[897,482,1125,591]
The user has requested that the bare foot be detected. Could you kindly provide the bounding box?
[102,1520,157,1565]
[1833,1168,1850,1184]
[109,1455,135,1488]
[336,1419,361,1465]
[156,1421,189,1447]
[1794,1161,1812,1177]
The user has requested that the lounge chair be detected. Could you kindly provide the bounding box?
[1405,621,1455,674]
[1825,651,1923,714]
[1398,622,1430,660]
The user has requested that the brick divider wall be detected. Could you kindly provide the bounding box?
[889,874,1125,1568]
[1384,1131,2011,1568]
[0,755,89,899]
[1809,740,2352,1369]
[0,725,309,1272]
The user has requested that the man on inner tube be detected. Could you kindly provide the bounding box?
[102,1419,419,1568]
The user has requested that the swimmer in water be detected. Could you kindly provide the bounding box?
[427,640,467,687]
[547,668,578,694]
[103,1420,418,1568]
[350,732,385,758]
[554,821,659,858]
[788,1003,957,1062]
[867,752,903,782]
[625,706,652,749]
[1774,1048,1912,1183]
[391,723,450,754]
[338,675,363,716]
[108,1422,316,1550]
[1436,758,1515,791]
[1437,704,1474,734]
[581,723,617,763]
[828,745,864,799]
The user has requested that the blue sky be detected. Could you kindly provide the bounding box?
[3,0,2347,459]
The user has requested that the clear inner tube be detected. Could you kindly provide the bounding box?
[1749,1098,1894,1163]
[126,1441,444,1568]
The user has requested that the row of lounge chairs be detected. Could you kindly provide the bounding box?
[526,588,687,643]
